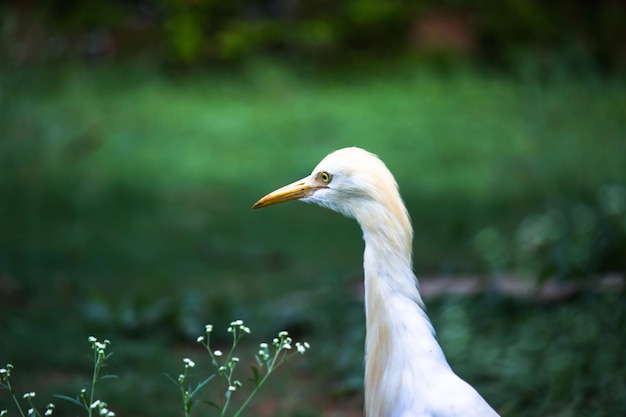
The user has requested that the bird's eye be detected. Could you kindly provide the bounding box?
[318,171,332,184]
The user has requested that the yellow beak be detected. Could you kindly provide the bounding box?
[252,177,327,209]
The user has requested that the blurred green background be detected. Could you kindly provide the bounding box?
[1,1,625,416]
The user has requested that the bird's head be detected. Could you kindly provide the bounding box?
[253,147,409,230]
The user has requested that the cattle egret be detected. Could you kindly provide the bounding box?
[253,147,499,417]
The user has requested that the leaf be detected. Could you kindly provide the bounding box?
[251,366,260,385]
[203,400,222,412]
[189,374,215,397]
[99,374,119,381]
[164,373,179,386]
[53,394,84,407]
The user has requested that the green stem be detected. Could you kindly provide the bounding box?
[220,391,231,416]
[6,380,27,417]
[180,368,190,417]
[231,371,269,417]
[26,398,43,417]
[88,350,101,417]
[219,334,237,416]
[231,349,290,417]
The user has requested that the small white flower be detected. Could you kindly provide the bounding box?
[258,350,270,361]
[231,319,244,326]
[88,336,97,343]
[196,336,205,343]
[304,342,310,349]
[90,400,101,409]
[183,358,195,368]
[213,350,223,357]
[0,368,6,374]
[205,324,213,333]
[231,357,239,362]
[1,410,8,416]
[259,343,268,349]
[278,331,288,338]
[45,408,54,416]
[242,326,250,334]
[228,385,236,391]
[27,408,34,416]
[106,412,115,417]
[23,392,36,399]
[296,343,306,354]
[282,343,292,350]
[227,326,233,333]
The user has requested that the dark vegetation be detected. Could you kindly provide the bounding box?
[2,0,626,72]
[1,1,625,416]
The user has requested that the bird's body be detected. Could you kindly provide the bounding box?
[253,147,499,417]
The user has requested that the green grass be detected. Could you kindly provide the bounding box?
[0,62,625,416]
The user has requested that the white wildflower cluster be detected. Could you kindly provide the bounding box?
[1,365,57,417]
[295,341,311,354]
[273,331,293,350]
[178,357,197,385]
[258,330,310,364]
[197,321,251,363]
[22,393,36,417]
[0,364,11,380]
[227,319,251,335]
[258,342,270,362]
[227,380,242,392]
[217,355,240,377]
[88,336,111,359]
[197,324,223,347]
[173,320,311,417]
[91,400,115,417]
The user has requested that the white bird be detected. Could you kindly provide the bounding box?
[253,147,499,417]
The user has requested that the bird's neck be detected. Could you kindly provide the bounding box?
[358,203,448,417]
[356,199,419,304]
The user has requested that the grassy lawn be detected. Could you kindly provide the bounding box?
[0,62,625,416]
